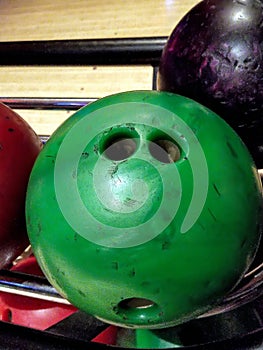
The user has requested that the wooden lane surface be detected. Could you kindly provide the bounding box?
[0,0,200,135]
[0,66,154,135]
[0,0,199,41]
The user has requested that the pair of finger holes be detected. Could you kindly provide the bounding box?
[104,136,181,163]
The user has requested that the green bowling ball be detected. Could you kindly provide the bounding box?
[26,91,262,329]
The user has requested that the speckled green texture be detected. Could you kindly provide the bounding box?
[26,91,262,329]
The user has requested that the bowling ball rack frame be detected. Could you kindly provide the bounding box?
[0,37,262,349]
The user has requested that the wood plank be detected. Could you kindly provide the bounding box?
[0,0,199,41]
[15,109,73,136]
[0,66,153,98]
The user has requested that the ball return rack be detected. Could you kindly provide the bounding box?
[0,37,262,349]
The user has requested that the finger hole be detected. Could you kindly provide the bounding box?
[149,139,181,163]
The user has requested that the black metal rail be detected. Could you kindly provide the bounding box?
[0,37,167,66]
[0,269,69,305]
[0,98,96,110]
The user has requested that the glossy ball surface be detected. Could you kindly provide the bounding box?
[158,0,263,168]
[0,103,42,268]
[26,91,262,329]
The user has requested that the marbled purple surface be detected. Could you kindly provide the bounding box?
[158,0,263,168]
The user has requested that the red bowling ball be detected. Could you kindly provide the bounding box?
[0,103,42,269]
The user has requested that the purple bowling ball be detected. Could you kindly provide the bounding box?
[157,0,263,168]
